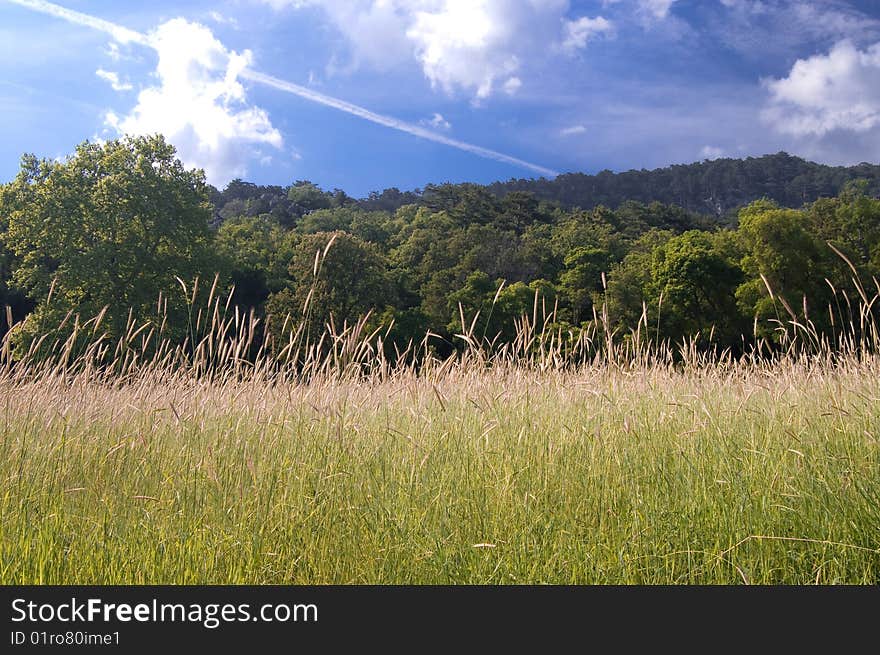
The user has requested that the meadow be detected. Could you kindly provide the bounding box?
[1,314,878,584]
[3,139,880,584]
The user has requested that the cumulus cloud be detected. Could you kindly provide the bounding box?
[763,40,880,137]
[406,1,521,99]
[262,1,610,100]
[95,68,133,92]
[105,19,282,186]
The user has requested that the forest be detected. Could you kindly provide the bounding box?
[2,135,880,361]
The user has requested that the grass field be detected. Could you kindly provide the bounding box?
[2,353,878,584]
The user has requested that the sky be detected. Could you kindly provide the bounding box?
[0,0,879,196]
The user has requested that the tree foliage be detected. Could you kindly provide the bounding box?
[2,141,880,360]
[1,136,214,354]
[266,231,390,340]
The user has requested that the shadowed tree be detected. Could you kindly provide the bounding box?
[266,231,390,341]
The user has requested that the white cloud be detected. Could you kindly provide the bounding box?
[13,0,557,178]
[208,11,239,28]
[105,19,282,186]
[275,1,414,71]
[95,68,133,92]
[403,1,543,100]
[105,42,122,61]
[700,145,724,159]
[262,1,610,100]
[502,76,521,96]
[104,110,121,130]
[561,124,587,136]
[638,0,678,19]
[562,16,613,53]
[420,112,451,130]
[601,0,679,20]
[763,40,880,137]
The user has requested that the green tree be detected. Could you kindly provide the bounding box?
[558,246,610,323]
[215,216,298,311]
[735,200,831,338]
[0,234,32,341]
[1,136,215,355]
[446,272,556,343]
[267,231,390,339]
[604,230,675,337]
[650,230,745,347]
[287,180,332,213]
[806,182,880,276]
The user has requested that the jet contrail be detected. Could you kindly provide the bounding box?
[241,70,559,178]
[6,0,149,45]
[3,0,559,178]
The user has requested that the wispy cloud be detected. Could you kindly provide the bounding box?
[207,11,239,28]
[95,68,133,92]
[639,0,679,19]
[5,0,558,179]
[700,145,724,160]
[714,0,880,60]
[5,0,148,45]
[560,125,587,137]
[420,113,451,130]
[561,16,613,53]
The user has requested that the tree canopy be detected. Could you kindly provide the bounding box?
[0,135,214,354]
[1,139,879,361]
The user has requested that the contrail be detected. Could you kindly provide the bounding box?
[6,0,149,45]
[241,70,559,178]
[3,0,559,178]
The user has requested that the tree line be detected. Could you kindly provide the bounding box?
[2,135,879,361]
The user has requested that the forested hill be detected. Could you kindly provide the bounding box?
[211,152,880,224]
[485,153,880,217]
[5,136,880,359]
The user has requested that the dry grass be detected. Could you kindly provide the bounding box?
[1,352,878,584]
[1,251,879,584]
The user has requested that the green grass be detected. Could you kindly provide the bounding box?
[1,359,878,584]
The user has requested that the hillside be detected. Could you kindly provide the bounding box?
[210,152,880,224]
[486,152,880,217]
[6,137,880,358]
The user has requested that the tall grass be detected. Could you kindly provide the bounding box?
[0,247,879,584]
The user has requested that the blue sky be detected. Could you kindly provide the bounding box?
[1,0,879,196]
